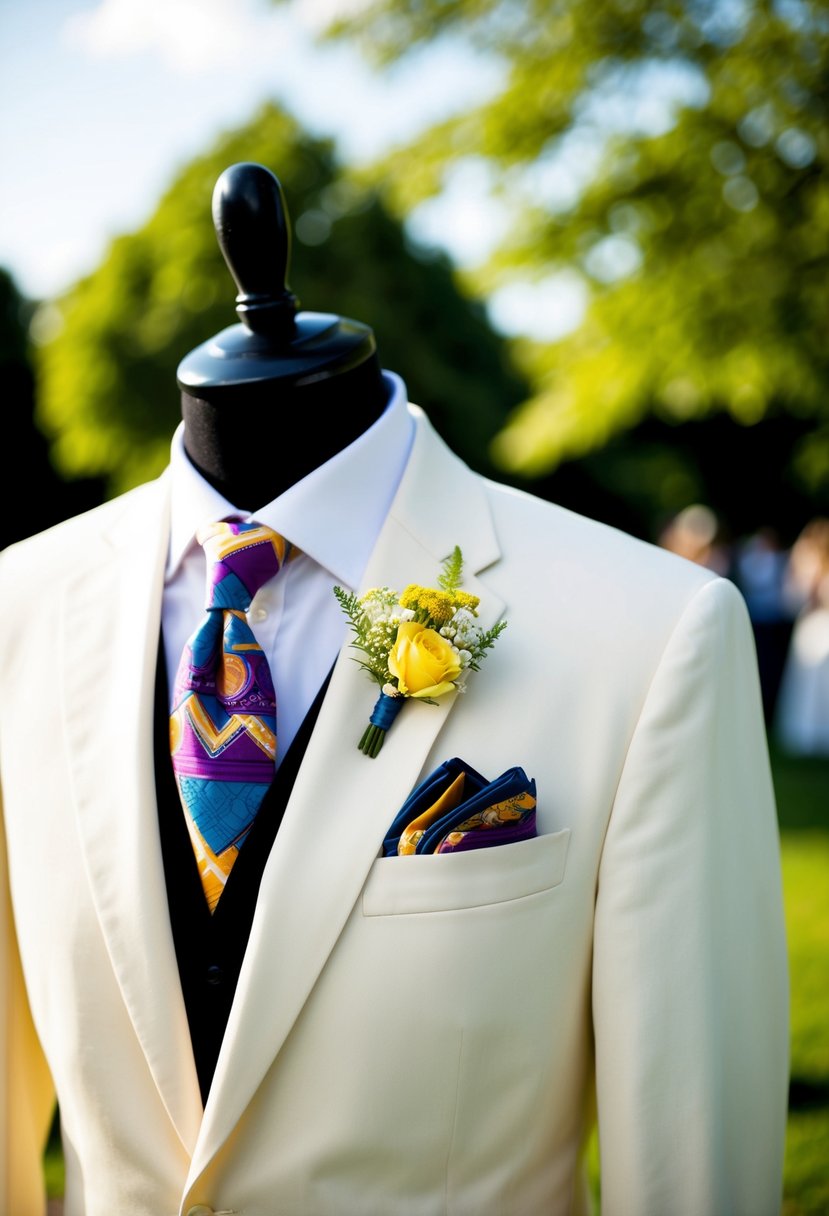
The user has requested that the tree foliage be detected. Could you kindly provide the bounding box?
[295,0,829,507]
[1,268,103,547]
[35,102,527,496]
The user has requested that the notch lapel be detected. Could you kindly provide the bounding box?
[187,409,505,1185]
[62,477,203,1155]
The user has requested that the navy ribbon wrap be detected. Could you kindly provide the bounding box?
[359,690,405,757]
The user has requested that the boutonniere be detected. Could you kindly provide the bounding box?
[334,546,507,757]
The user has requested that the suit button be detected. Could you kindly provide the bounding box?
[186,1207,214,1216]
[206,964,223,987]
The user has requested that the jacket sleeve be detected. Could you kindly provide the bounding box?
[0,788,56,1216]
[592,575,789,1216]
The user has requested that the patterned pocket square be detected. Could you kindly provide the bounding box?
[383,757,537,857]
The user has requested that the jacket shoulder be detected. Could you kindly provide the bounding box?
[480,475,730,623]
[0,477,166,588]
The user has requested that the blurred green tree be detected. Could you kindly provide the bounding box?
[35,103,528,497]
[286,0,829,533]
[1,268,103,548]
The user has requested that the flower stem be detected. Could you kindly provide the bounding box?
[359,723,386,757]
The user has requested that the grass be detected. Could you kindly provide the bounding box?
[42,746,829,1212]
[43,1128,64,1203]
[772,744,829,1216]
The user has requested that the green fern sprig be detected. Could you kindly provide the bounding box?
[467,619,508,671]
[333,585,362,628]
[333,585,393,687]
[437,545,464,593]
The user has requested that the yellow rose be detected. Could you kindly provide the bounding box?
[388,621,461,699]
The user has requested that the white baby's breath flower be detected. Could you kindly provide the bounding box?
[454,629,474,650]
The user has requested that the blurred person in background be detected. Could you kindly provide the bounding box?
[658,504,733,576]
[733,527,796,726]
[775,518,829,756]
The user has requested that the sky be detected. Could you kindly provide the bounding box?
[0,0,706,342]
[0,0,509,299]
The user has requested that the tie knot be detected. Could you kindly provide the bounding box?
[197,520,290,611]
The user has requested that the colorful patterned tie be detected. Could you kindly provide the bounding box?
[169,520,290,912]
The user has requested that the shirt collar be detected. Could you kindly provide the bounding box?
[166,369,414,590]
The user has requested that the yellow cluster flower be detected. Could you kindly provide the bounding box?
[449,590,480,614]
[399,585,454,625]
[399,585,481,625]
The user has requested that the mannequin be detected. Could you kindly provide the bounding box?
[159,162,399,1103]
[176,160,390,510]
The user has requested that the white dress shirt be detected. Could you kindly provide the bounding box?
[162,369,414,767]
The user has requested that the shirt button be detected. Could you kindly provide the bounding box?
[186,1207,214,1216]
[206,964,224,987]
[252,606,268,622]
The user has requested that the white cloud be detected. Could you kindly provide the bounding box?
[62,0,279,74]
[487,272,588,342]
[405,158,512,269]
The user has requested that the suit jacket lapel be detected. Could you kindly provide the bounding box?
[62,476,203,1155]
[188,408,505,1184]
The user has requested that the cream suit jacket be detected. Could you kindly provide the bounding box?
[0,404,789,1216]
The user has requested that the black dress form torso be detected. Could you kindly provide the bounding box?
[179,352,388,509]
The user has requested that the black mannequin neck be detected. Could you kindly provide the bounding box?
[180,354,390,510]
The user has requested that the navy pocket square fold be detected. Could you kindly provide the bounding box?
[383,757,537,857]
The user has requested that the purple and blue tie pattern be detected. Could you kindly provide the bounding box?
[170,520,290,912]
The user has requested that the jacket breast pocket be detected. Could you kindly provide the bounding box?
[361,828,571,917]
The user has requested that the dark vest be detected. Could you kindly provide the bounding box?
[153,634,331,1104]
